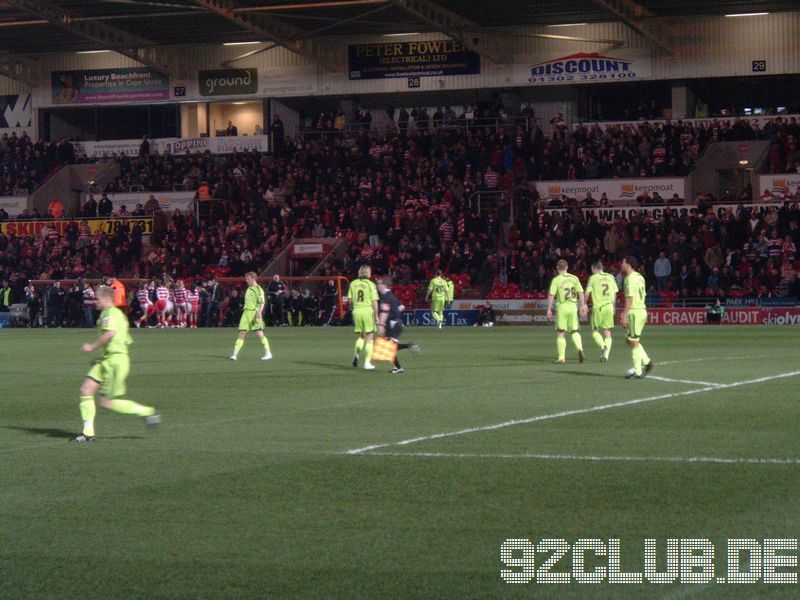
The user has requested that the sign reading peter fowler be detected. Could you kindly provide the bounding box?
[199,68,258,97]
[516,51,652,86]
[348,40,480,80]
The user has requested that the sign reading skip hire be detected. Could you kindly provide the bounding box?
[348,40,480,80]
[199,68,258,96]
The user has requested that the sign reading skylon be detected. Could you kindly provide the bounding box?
[198,68,258,96]
[519,51,652,86]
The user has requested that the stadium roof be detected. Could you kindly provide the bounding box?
[0,0,796,55]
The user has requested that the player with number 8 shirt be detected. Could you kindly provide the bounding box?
[347,265,379,370]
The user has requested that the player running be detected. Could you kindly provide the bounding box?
[347,265,379,370]
[72,285,160,442]
[134,281,155,328]
[377,277,420,374]
[230,272,272,361]
[620,256,653,379]
[186,283,200,329]
[426,269,449,329]
[173,280,189,328]
[546,259,588,364]
[585,261,619,362]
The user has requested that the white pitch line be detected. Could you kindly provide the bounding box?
[648,375,723,387]
[344,370,800,455]
[658,355,762,366]
[357,451,800,466]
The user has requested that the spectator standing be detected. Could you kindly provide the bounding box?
[25,284,40,327]
[48,281,65,327]
[271,115,285,154]
[98,193,113,217]
[82,194,98,218]
[48,198,65,219]
[654,251,672,291]
[0,279,11,311]
[206,277,224,326]
[81,280,96,327]
[266,274,286,326]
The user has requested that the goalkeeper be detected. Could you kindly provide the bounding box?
[377,278,420,374]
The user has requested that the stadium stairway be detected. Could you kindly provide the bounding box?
[689,140,770,201]
[31,161,120,218]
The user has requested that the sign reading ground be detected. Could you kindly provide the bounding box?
[51,68,170,104]
[515,51,652,86]
[199,68,258,97]
[348,40,480,80]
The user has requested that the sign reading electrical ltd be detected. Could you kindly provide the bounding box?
[516,51,652,86]
[198,69,258,97]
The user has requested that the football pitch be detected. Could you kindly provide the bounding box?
[2,325,800,598]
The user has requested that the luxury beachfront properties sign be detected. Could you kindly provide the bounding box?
[51,68,171,104]
[348,39,480,79]
[516,51,653,86]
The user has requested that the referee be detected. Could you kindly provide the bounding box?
[377,278,420,374]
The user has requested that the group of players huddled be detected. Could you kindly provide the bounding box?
[546,256,653,379]
[134,277,202,329]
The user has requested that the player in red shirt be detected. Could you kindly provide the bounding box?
[173,279,189,328]
[186,283,201,329]
[134,281,155,328]
[154,279,172,329]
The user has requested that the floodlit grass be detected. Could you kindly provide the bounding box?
[2,325,800,598]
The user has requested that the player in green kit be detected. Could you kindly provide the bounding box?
[426,269,449,329]
[230,271,272,361]
[445,276,455,307]
[546,259,588,364]
[72,285,160,442]
[348,265,379,370]
[620,256,653,379]
[585,260,619,362]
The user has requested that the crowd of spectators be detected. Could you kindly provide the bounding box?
[3,109,800,316]
[0,132,78,196]
[502,200,800,300]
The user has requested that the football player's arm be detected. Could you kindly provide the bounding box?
[425,280,432,301]
[546,294,555,320]
[257,292,266,317]
[578,291,588,317]
[82,329,115,353]
[620,294,633,327]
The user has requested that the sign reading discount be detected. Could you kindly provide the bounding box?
[515,51,652,86]
[348,39,480,80]
[0,218,154,236]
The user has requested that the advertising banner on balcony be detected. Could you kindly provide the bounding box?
[514,50,652,86]
[536,178,686,205]
[51,68,171,104]
[348,39,480,80]
[542,201,785,220]
[758,174,800,197]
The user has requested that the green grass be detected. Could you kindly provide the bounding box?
[2,325,800,598]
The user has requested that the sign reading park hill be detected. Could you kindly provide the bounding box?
[199,68,258,97]
[348,40,480,80]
